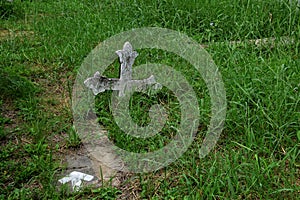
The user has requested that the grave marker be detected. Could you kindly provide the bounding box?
[84,42,161,97]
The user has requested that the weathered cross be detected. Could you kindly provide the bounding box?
[84,42,161,96]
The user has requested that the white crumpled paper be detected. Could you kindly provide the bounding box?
[58,171,94,191]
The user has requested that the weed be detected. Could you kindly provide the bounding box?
[65,126,81,148]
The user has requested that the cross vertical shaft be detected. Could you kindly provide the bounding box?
[116,42,138,82]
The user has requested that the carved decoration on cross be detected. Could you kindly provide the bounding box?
[84,42,161,96]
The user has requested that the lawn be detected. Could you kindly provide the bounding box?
[0,0,299,199]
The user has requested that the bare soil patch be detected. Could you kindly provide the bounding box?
[0,29,34,40]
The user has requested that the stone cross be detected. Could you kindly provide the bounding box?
[84,42,161,96]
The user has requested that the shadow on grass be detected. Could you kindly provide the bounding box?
[0,68,38,100]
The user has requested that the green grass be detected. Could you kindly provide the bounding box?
[1,0,299,199]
